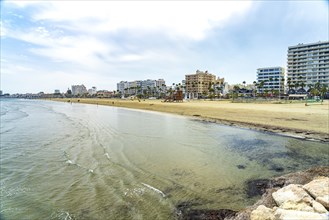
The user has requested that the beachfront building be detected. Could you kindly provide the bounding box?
[155,79,166,93]
[185,70,224,99]
[117,81,128,95]
[117,79,166,97]
[257,67,285,94]
[287,41,329,92]
[71,84,87,96]
[127,80,141,96]
[141,79,156,93]
[88,86,97,95]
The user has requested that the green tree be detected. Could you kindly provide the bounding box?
[258,81,265,96]
[232,85,240,100]
[320,84,328,100]
[253,81,257,98]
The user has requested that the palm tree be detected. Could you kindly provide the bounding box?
[258,80,265,96]
[124,88,128,97]
[253,81,257,98]
[280,77,284,99]
[233,85,240,100]
[209,88,215,100]
[147,86,151,98]
[307,84,313,96]
[287,78,292,93]
[242,81,246,97]
[264,89,269,97]
[314,82,321,90]
[216,86,221,98]
[320,84,328,100]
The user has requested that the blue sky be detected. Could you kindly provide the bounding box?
[1,1,328,94]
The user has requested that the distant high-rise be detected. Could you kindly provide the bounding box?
[287,41,329,90]
[257,67,285,93]
[71,85,87,96]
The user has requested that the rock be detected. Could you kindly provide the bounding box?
[228,167,329,220]
[250,205,275,220]
[272,184,313,210]
[303,176,329,199]
[272,167,329,186]
[312,200,328,213]
[316,195,329,209]
[279,200,314,212]
[253,188,278,209]
[274,208,328,220]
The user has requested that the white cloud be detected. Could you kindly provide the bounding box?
[3,1,253,68]
[0,21,8,36]
[17,1,252,40]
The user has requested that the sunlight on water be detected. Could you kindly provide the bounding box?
[1,99,328,219]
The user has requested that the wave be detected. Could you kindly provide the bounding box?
[50,210,73,220]
[64,151,95,174]
[142,183,166,198]
[104,152,111,160]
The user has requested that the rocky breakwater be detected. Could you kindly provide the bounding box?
[251,176,329,220]
[176,167,328,219]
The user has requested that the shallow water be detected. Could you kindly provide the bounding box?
[1,99,328,219]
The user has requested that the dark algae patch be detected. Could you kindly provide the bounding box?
[228,136,329,174]
[175,201,236,220]
[237,164,246,169]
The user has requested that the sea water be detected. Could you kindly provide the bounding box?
[1,99,328,219]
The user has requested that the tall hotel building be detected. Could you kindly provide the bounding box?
[257,67,285,93]
[287,41,329,89]
[185,70,216,99]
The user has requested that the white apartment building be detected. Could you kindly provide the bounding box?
[88,86,97,95]
[155,79,166,93]
[141,79,156,92]
[116,81,128,94]
[257,67,285,93]
[127,81,141,95]
[287,41,329,89]
[117,79,166,96]
[71,84,87,96]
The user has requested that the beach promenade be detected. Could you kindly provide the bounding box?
[53,98,329,142]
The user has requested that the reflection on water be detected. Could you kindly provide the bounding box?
[1,99,328,219]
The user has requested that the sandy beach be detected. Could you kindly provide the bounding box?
[52,98,329,142]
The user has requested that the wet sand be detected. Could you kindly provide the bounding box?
[52,98,329,142]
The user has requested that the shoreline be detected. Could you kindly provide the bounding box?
[191,116,328,143]
[49,98,329,142]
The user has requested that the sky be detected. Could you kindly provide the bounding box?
[1,0,328,94]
